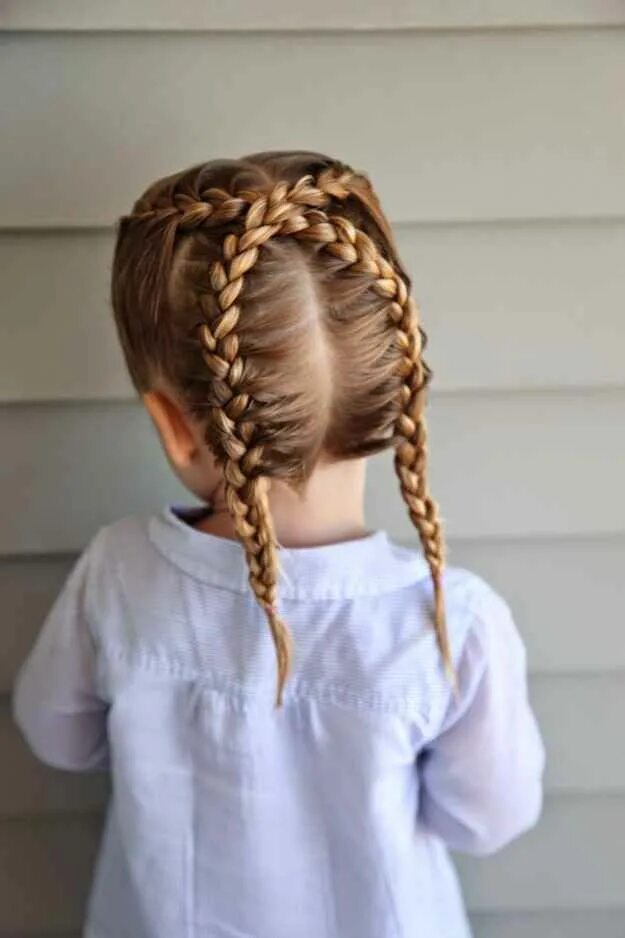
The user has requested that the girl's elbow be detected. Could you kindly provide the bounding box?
[12,686,109,773]
[21,728,108,773]
[460,779,544,857]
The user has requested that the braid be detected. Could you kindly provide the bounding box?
[194,178,329,706]
[131,168,452,702]
[293,212,454,685]
[392,296,455,686]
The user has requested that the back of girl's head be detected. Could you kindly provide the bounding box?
[111,150,451,704]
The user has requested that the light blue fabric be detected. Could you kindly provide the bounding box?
[13,505,545,938]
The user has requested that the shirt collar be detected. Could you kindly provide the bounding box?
[148,504,429,601]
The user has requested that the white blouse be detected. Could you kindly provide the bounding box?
[13,505,545,938]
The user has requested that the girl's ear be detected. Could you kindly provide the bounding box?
[143,390,198,469]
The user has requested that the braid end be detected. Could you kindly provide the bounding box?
[431,566,458,697]
[265,606,293,708]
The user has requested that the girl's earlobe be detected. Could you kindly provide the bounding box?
[142,390,197,469]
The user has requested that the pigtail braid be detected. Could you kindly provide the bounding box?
[196,179,329,705]
[290,211,454,685]
[392,294,454,685]
[137,169,452,701]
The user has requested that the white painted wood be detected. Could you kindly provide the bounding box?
[0,933,78,938]
[0,403,188,555]
[4,537,625,683]
[531,674,625,793]
[0,816,100,934]
[0,232,131,402]
[470,910,625,938]
[369,390,625,542]
[457,795,625,911]
[0,704,108,818]
[6,913,625,938]
[0,934,78,938]
[3,0,625,31]
[1,391,623,554]
[1,30,625,227]
[3,219,625,402]
[408,219,625,393]
[448,536,625,674]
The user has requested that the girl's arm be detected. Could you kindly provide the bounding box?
[12,539,109,772]
[418,583,545,856]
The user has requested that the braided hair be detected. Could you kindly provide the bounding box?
[112,151,452,705]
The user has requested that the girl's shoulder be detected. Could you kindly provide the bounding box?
[69,511,172,627]
[387,536,517,651]
[395,537,525,657]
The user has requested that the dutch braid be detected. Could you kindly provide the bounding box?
[118,163,451,703]
[295,210,453,683]
[193,177,334,706]
[172,171,453,704]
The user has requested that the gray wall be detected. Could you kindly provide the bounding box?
[1,4,625,936]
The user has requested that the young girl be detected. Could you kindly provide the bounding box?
[13,151,544,938]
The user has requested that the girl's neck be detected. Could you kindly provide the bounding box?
[196,458,369,549]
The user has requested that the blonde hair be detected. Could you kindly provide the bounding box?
[112,150,451,705]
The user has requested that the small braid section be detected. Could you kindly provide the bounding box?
[128,168,355,230]
[153,168,452,702]
[130,189,249,231]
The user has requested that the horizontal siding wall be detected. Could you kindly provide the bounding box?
[4,1,625,31]
[1,11,624,938]
[4,915,625,938]
[471,911,625,938]
[1,30,625,227]
[4,916,625,938]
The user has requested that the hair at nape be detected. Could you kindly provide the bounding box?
[111,150,452,705]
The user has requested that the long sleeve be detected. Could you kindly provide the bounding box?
[418,582,545,856]
[12,538,109,772]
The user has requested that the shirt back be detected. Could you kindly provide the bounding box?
[13,505,545,938]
